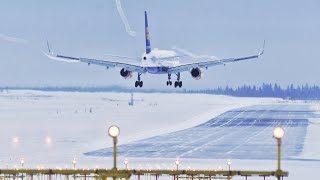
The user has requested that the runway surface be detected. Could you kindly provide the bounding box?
[86,104,317,160]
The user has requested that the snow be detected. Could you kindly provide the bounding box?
[297,103,320,160]
[0,90,319,180]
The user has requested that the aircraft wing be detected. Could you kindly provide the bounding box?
[167,54,260,73]
[44,43,145,73]
[168,43,265,74]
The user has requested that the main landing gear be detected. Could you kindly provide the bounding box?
[166,74,173,86]
[174,81,182,88]
[166,73,182,88]
[135,73,143,88]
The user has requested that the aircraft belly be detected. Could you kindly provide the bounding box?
[146,67,169,74]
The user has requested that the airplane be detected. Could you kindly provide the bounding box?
[45,11,264,88]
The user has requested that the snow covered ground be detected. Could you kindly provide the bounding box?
[0,90,319,179]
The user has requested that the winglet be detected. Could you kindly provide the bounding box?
[259,40,265,56]
[46,40,53,55]
[43,42,79,63]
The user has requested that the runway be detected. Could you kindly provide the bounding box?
[86,104,317,160]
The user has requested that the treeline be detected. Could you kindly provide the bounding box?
[2,83,320,100]
[186,84,320,100]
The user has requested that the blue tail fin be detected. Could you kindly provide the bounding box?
[145,11,151,54]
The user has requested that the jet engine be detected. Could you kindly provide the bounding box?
[190,67,203,80]
[120,68,133,79]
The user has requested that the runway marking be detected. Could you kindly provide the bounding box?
[225,105,282,154]
[177,105,276,157]
[85,104,314,159]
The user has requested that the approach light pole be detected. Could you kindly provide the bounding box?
[72,158,77,180]
[227,159,232,180]
[175,159,180,171]
[273,127,285,180]
[72,158,77,170]
[227,159,232,171]
[108,125,120,170]
[175,159,180,180]
[124,159,129,170]
[20,159,25,180]
[20,159,25,169]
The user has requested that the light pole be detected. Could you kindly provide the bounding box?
[175,159,180,171]
[175,159,180,180]
[227,159,232,180]
[20,159,25,180]
[72,158,77,170]
[72,158,77,180]
[227,159,232,171]
[108,125,120,170]
[124,159,129,170]
[5,163,9,179]
[20,159,25,169]
[273,127,285,180]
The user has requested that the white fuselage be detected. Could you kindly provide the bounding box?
[141,49,180,74]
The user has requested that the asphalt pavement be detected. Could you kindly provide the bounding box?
[86,104,316,160]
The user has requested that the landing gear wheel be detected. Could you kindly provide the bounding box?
[167,74,173,86]
[135,81,143,88]
[135,73,143,88]
[174,72,182,88]
[174,81,182,88]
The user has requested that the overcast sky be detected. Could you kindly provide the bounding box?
[0,0,319,89]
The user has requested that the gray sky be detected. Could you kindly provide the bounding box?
[0,0,319,89]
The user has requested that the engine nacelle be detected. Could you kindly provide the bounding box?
[190,67,203,80]
[120,68,133,79]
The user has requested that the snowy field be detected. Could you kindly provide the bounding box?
[0,90,319,179]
